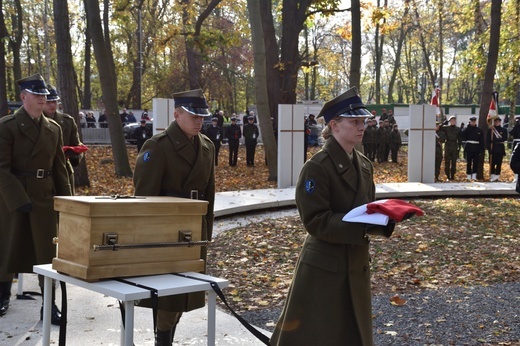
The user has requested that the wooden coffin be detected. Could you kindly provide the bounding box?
[52,196,208,282]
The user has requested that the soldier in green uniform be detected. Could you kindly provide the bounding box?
[0,74,71,321]
[43,85,83,192]
[435,122,447,182]
[442,116,461,181]
[243,115,259,166]
[377,120,389,162]
[271,87,396,346]
[133,89,215,345]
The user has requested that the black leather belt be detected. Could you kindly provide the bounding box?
[12,169,52,178]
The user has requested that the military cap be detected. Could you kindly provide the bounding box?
[211,117,218,121]
[140,119,146,123]
[17,74,50,95]
[469,116,477,121]
[247,115,254,120]
[494,116,501,122]
[308,114,315,118]
[448,116,456,121]
[231,116,237,121]
[173,89,210,116]
[317,87,371,124]
[46,84,60,101]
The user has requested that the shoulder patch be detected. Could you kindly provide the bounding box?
[305,179,316,194]
[142,151,151,163]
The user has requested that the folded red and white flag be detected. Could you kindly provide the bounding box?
[366,199,424,222]
[63,145,89,154]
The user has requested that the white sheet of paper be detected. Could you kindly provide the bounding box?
[342,203,390,226]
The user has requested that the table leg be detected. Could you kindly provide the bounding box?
[123,301,134,346]
[42,276,52,346]
[207,290,217,346]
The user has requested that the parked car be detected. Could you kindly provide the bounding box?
[123,119,153,144]
[6,101,23,115]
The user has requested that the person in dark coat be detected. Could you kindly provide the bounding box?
[43,85,83,192]
[510,139,520,185]
[243,115,259,166]
[460,116,484,181]
[435,122,447,182]
[271,87,396,346]
[132,119,152,152]
[0,74,71,320]
[133,89,215,345]
[487,117,508,181]
[225,116,241,166]
[389,124,402,163]
[205,117,223,165]
[442,116,461,181]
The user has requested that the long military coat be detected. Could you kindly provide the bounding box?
[0,107,71,273]
[133,120,215,312]
[271,136,387,346]
[46,111,82,187]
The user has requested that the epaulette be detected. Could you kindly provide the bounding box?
[47,117,61,128]
[0,115,15,124]
[311,149,327,163]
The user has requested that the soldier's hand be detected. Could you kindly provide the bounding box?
[383,220,396,237]
[17,203,33,213]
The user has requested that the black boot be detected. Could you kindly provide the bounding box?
[39,280,61,325]
[0,281,12,316]
[40,303,62,325]
[155,328,173,346]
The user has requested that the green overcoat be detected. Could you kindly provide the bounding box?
[133,120,215,312]
[271,136,388,346]
[46,111,82,187]
[0,107,71,273]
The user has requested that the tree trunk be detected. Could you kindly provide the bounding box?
[387,1,410,103]
[9,0,23,101]
[477,0,502,179]
[0,0,8,117]
[83,19,92,109]
[85,0,132,177]
[53,0,90,187]
[350,0,362,88]
[259,0,280,127]
[247,0,277,181]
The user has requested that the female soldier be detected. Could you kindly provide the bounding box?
[271,88,395,346]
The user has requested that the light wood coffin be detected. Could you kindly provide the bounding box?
[52,196,208,282]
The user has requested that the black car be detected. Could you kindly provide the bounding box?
[5,101,23,116]
[123,120,153,144]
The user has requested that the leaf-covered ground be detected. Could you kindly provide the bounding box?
[76,144,516,196]
[207,198,520,314]
[76,145,519,345]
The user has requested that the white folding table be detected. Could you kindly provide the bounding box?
[33,264,228,346]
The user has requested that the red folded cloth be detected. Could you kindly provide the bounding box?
[366,199,424,222]
[63,145,89,154]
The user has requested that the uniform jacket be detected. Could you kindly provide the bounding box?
[460,125,484,154]
[133,120,215,312]
[442,125,461,151]
[510,142,520,174]
[242,123,259,142]
[46,111,82,183]
[206,125,223,145]
[435,130,446,154]
[271,136,389,346]
[487,125,508,155]
[0,107,71,273]
[225,123,242,144]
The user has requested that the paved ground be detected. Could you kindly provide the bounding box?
[0,181,517,345]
